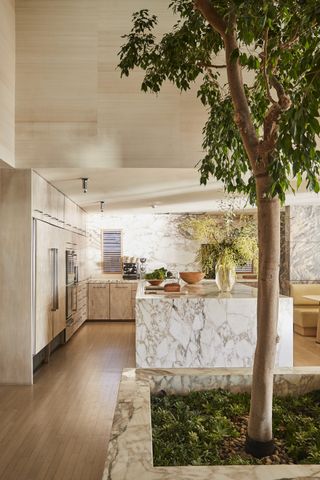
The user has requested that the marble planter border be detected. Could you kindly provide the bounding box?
[103,368,320,480]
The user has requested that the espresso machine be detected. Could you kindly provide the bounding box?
[122,257,139,280]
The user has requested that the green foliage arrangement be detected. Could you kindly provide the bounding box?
[145,267,167,280]
[151,388,320,466]
[179,211,258,277]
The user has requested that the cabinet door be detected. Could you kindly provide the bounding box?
[32,172,48,220]
[35,221,54,353]
[50,186,65,227]
[88,284,110,320]
[64,197,77,230]
[52,227,66,338]
[110,284,132,320]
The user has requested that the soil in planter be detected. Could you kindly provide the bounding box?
[151,388,320,466]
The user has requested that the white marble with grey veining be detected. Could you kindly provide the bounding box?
[136,282,293,368]
[86,213,201,278]
[281,205,320,285]
[103,367,320,480]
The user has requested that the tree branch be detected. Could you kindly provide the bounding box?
[197,61,226,69]
[193,0,227,38]
[270,76,292,110]
[259,76,292,156]
[195,2,260,172]
[279,29,300,50]
[223,10,260,171]
[261,28,277,105]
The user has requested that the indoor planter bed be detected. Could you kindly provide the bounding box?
[103,368,320,480]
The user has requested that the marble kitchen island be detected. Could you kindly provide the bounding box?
[136,281,293,368]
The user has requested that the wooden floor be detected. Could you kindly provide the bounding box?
[0,322,135,480]
[0,324,319,480]
[294,331,320,366]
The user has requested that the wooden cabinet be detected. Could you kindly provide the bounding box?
[88,284,110,320]
[33,172,86,234]
[35,221,66,354]
[65,197,86,235]
[64,196,77,230]
[32,172,65,227]
[52,227,67,338]
[88,282,137,321]
[32,172,48,220]
[110,284,132,320]
[72,282,88,333]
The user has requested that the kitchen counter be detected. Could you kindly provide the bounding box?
[88,278,139,284]
[137,280,259,299]
[136,281,293,368]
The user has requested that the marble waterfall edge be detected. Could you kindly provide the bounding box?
[136,282,293,368]
[103,368,320,480]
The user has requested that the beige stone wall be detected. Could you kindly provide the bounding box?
[15,0,207,168]
[0,0,15,167]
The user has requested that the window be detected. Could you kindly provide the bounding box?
[236,262,254,274]
[102,230,122,274]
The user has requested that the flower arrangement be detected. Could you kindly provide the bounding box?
[179,208,258,279]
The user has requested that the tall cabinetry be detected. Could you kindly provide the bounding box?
[35,221,66,354]
[0,169,89,385]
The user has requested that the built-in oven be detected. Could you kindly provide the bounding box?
[66,249,77,286]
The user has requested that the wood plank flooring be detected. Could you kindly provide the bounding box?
[294,332,320,366]
[0,323,319,480]
[0,322,135,480]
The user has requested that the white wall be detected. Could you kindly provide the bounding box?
[87,213,201,278]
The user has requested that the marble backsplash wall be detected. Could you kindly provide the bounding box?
[280,205,320,295]
[86,213,202,278]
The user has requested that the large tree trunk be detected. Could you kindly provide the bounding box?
[245,175,280,457]
[194,0,284,458]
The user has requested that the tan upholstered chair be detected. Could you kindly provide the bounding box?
[290,283,320,336]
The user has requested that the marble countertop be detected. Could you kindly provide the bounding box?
[88,278,138,284]
[138,280,261,299]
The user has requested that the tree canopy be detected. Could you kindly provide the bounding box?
[118,0,320,203]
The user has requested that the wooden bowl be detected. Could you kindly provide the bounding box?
[146,279,163,286]
[179,272,205,284]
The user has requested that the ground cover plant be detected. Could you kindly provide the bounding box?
[151,388,320,466]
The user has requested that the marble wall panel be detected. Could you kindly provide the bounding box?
[280,205,320,288]
[87,213,203,278]
[289,205,320,242]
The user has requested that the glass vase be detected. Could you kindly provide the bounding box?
[215,261,236,292]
